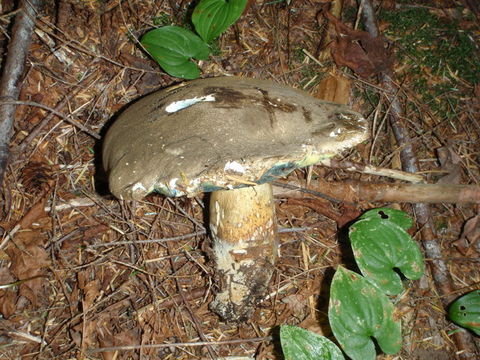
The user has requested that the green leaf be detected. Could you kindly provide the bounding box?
[359,207,413,230]
[280,325,345,360]
[349,216,424,295]
[448,290,480,335]
[192,0,248,43]
[141,26,210,79]
[328,267,402,360]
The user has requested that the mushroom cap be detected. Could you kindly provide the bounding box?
[103,77,368,200]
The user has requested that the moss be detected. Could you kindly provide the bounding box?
[381,8,480,83]
[152,13,173,26]
[381,7,479,83]
[379,6,479,119]
[208,38,223,56]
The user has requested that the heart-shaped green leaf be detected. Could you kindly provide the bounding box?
[349,216,424,295]
[448,290,480,335]
[192,0,247,43]
[141,26,210,79]
[359,207,413,230]
[280,325,345,360]
[329,267,402,360]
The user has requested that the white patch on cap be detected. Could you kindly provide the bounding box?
[131,182,146,192]
[165,147,183,156]
[224,161,246,174]
[165,95,215,113]
[169,178,179,189]
[329,128,343,137]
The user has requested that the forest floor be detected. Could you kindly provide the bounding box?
[0,0,479,359]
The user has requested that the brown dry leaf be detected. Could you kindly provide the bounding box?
[0,267,17,318]
[18,197,49,229]
[82,279,101,310]
[281,293,306,314]
[70,315,101,351]
[6,231,50,307]
[298,316,329,337]
[315,73,351,104]
[453,215,480,255]
[82,224,110,241]
[323,10,393,78]
[97,328,141,360]
[436,146,463,184]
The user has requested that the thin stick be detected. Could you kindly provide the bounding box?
[319,158,425,183]
[87,336,272,354]
[0,0,42,185]
[88,226,314,248]
[0,100,100,140]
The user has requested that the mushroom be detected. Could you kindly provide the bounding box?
[102,77,368,321]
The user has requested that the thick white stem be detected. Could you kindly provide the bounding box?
[209,183,277,321]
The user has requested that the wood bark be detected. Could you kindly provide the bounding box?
[0,0,42,186]
[273,180,480,204]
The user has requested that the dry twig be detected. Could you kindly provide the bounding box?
[87,336,271,354]
[0,0,42,186]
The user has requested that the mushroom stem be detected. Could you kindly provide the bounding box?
[209,182,277,321]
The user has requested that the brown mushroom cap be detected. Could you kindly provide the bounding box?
[103,77,368,200]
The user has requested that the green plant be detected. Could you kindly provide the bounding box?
[141,26,210,79]
[192,0,246,43]
[349,208,424,295]
[329,267,402,359]
[280,207,425,360]
[448,290,480,336]
[141,0,247,79]
[280,325,345,360]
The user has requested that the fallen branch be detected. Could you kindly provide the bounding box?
[0,0,42,186]
[273,180,480,204]
[319,158,424,183]
[360,1,479,357]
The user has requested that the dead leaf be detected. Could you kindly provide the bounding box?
[70,315,101,351]
[6,231,50,307]
[453,215,480,255]
[323,10,393,78]
[436,146,463,184]
[82,279,101,310]
[0,267,17,318]
[281,294,306,313]
[18,198,49,229]
[298,316,329,337]
[97,328,141,360]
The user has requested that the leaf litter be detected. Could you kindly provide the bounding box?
[0,0,479,359]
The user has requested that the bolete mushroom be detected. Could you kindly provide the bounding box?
[102,77,368,321]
